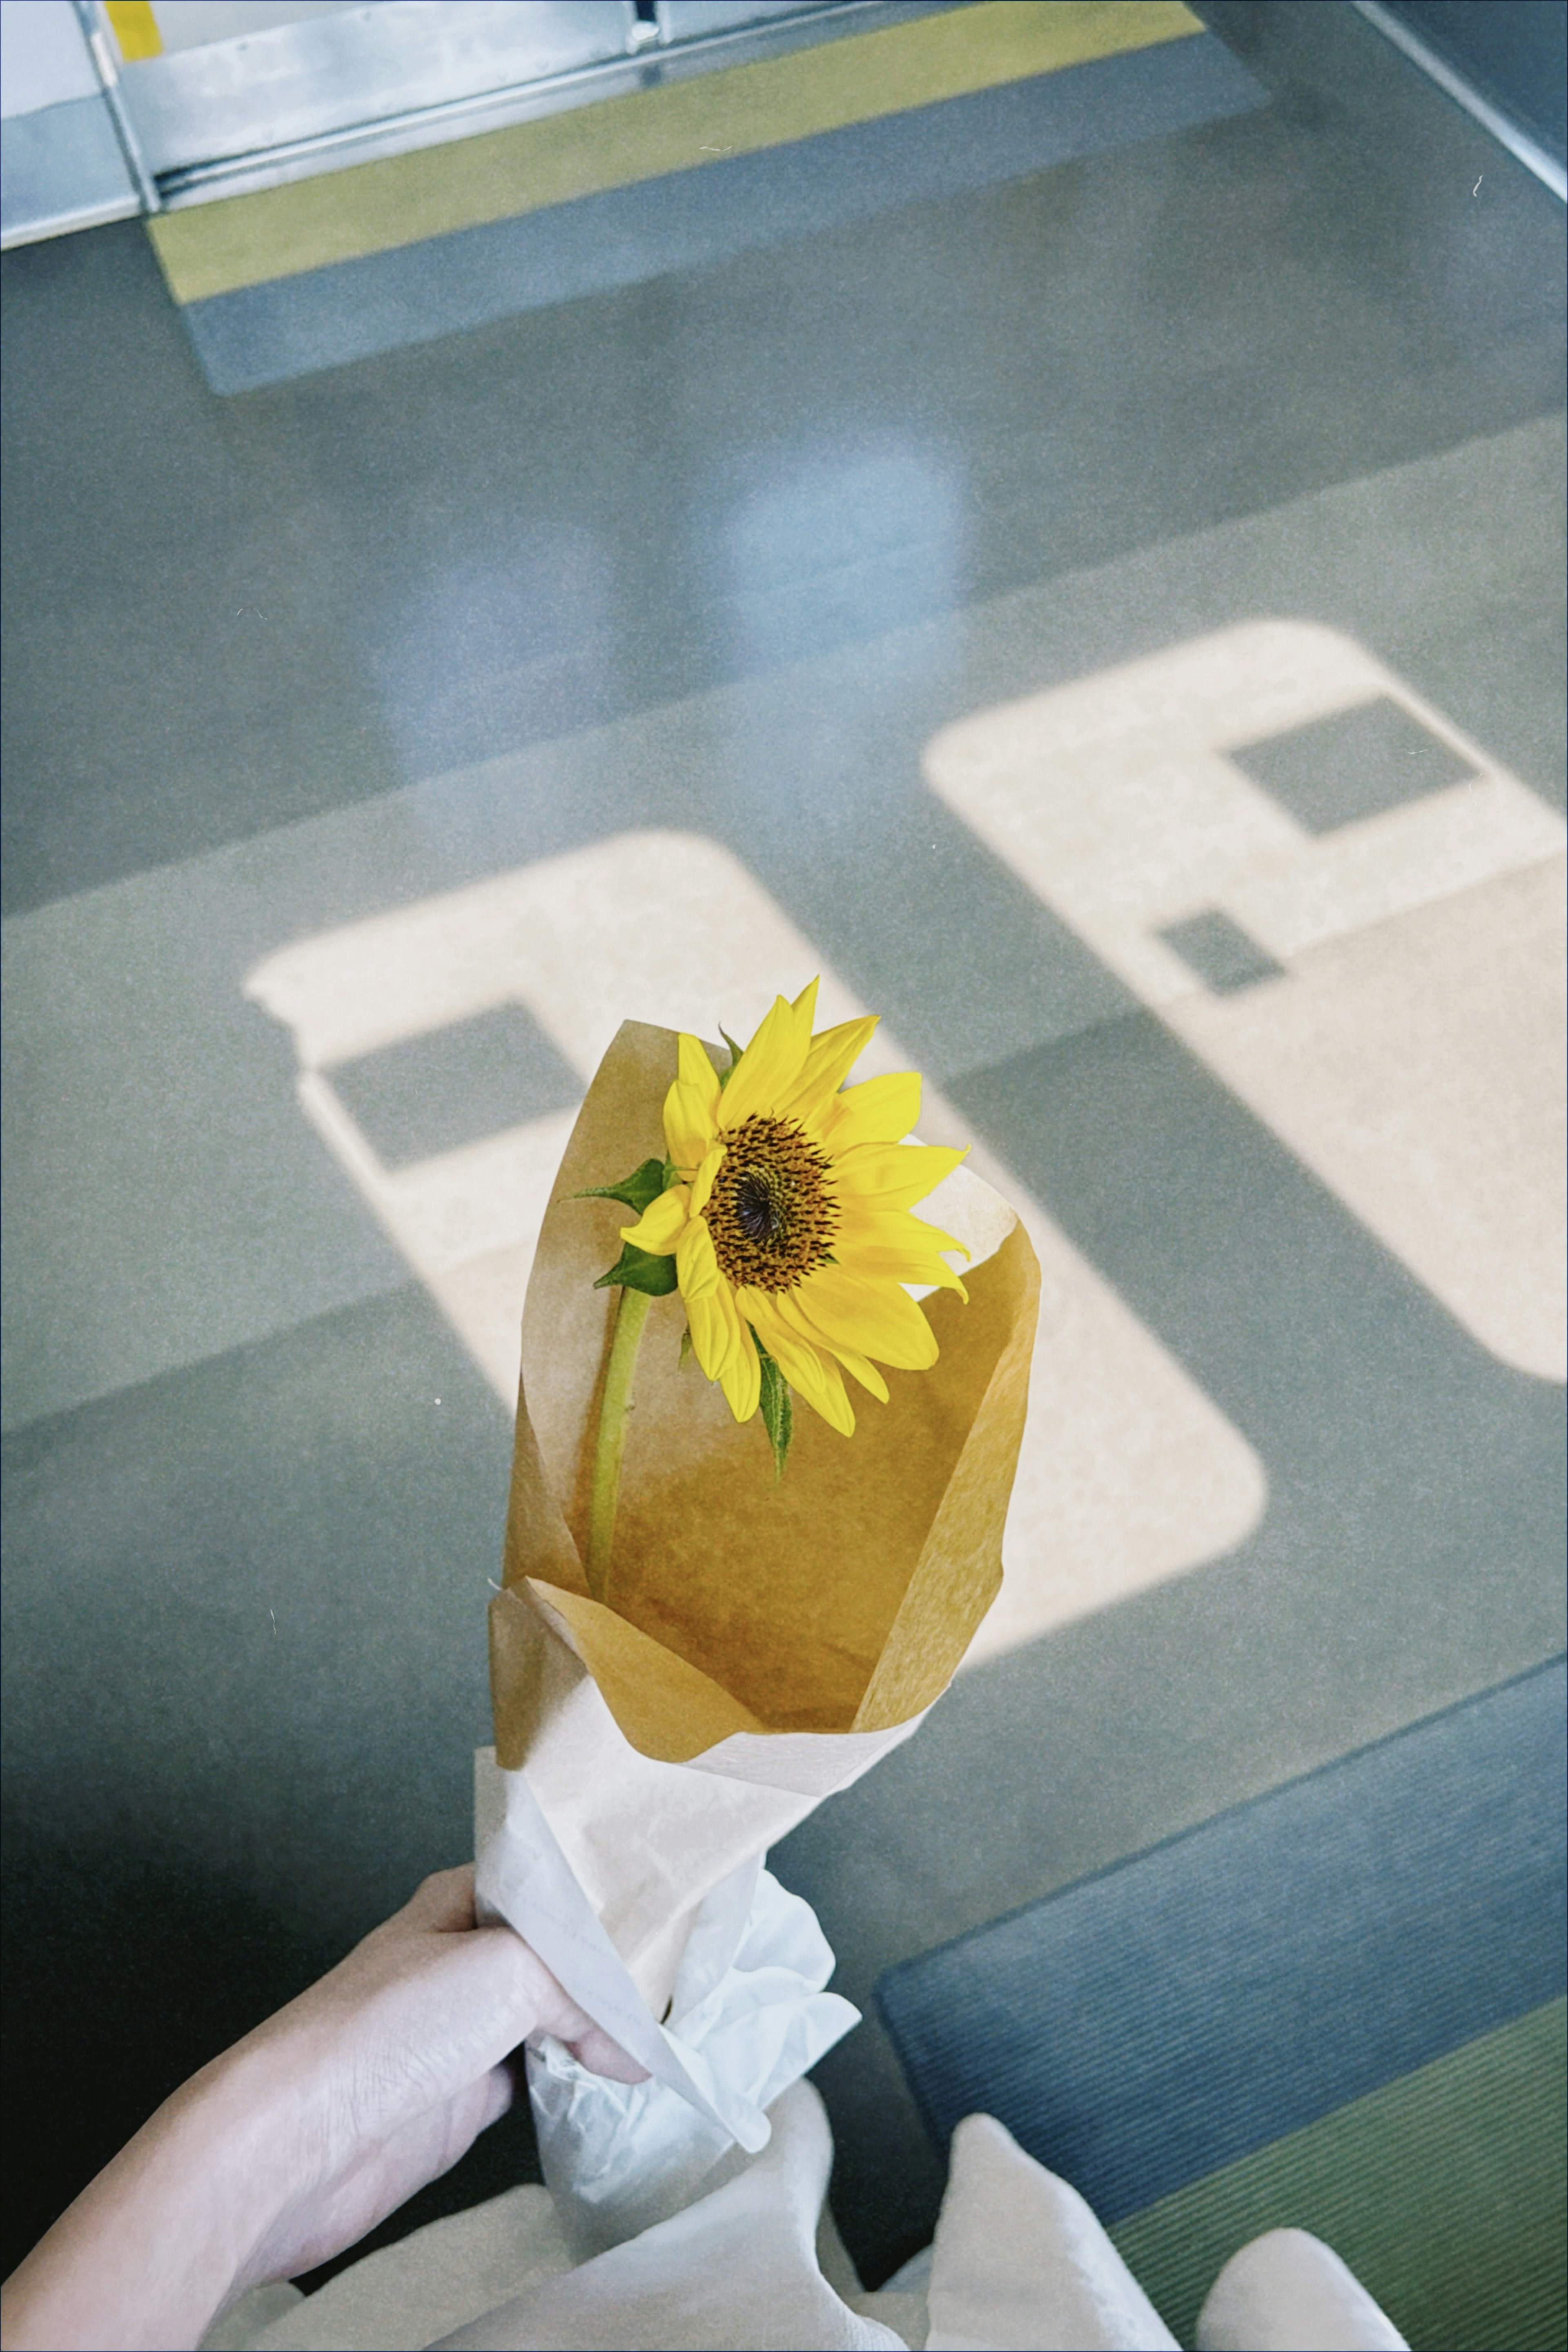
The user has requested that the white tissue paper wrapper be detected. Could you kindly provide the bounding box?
[474,1747,859,2258]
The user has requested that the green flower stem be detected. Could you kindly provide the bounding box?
[585,1285,653,1605]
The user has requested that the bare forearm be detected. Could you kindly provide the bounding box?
[1,2051,290,2352]
[0,1871,639,2351]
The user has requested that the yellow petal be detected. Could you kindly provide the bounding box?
[676,1215,722,1301]
[791,1266,940,1369]
[838,1238,969,1297]
[788,1345,855,1436]
[689,1144,726,1217]
[832,1140,967,1211]
[718,1322,762,1422]
[720,990,815,1129]
[679,1032,723,1113]
[777,1014,879,1125]
[772,1293,890,1401]
[619,1185,688,1255]
[686,1287,733,1382]
[836,1349,890,1403]
[746,1294,855,1436]
[715,1268,748,1358]
[817,1071,921,1152]
[678,1219,755,1392]
[837,1205,970,1261]
[664,1053,721,1169]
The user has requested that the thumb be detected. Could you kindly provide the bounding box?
[563,2023,650,2085]
[520,1960,650,2083]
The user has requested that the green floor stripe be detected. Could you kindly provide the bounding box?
[148,0,1200,303]
[1108,2000,1568,2352]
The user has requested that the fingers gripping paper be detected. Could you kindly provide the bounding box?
[477,1022,1038,2221]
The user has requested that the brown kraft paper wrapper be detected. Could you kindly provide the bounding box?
[489,1020,1040,2014]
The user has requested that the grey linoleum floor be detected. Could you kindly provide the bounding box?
[3,0,1564,2290]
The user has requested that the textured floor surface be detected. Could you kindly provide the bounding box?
[878,1662,1567,2348]
[2,0,1564,2309]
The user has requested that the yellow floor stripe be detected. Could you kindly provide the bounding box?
[149,1,1200,305]
[107,1,163,62]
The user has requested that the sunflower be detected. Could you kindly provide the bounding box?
[615,981,968,1437]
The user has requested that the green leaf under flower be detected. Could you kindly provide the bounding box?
[594,1242,680,1297]
[717,1027,746,1089]
[753,1332,793,1483]
[576,1157,672,1215]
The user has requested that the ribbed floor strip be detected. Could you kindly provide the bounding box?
[877,1659,1567,2220]
[1110,2000,1567,2352]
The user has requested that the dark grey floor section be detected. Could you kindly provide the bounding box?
[3,3,1563,913]
[773,1009,1566,2279]
[0,221,401,919]
[1230,696,1479,833]
[0,1285,524,2281]
[331,1003,583,1169]
[1379,0,1567,165]
[180,35,1267,394]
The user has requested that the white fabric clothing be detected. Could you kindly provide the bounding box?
[431,2079,902,2351]
[207,2092,1410,2352]
[208,2189,575,2352]
[225,2081,901,2352]
[1195,2228,1410,2350]
[923,2114,1179,2350]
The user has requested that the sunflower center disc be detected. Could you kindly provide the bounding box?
[707,1114,839,1293]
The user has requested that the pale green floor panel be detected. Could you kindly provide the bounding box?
[1110,2001,1568,2352]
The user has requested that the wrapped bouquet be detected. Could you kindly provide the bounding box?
[474,986,1039,2254]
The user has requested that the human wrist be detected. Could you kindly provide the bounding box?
[1,2039,306,2351]
[186,1981,407,2313]
[165,2036,318,2297]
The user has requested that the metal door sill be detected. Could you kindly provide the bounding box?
[1351,0,1566,201]
[152,0,951,212]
